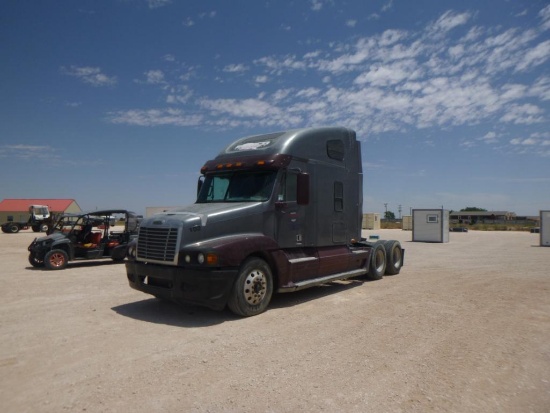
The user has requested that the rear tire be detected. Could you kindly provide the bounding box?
[364,242,386,280]
[228,257,273,317]
[44,249,68,270]
[8,224,20,233]
[383,240,403,275]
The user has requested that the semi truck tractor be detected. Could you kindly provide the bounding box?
[126,127,404,316]
[1,205,54,234]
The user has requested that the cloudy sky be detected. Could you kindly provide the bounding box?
[1,0,549,216]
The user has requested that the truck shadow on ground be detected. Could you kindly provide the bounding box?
[111,278,370,328]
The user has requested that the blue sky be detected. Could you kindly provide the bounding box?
[1,0,549,217]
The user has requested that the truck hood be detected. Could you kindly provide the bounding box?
[143,202,262,228]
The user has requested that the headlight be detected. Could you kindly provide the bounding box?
[197,253,205,264]
[181,251,218,265]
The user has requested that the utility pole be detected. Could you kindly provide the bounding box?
[398,204,402,219]
[384,203,388,219]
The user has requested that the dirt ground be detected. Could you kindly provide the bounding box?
[1,228,549,412]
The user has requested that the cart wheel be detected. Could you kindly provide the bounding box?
[28,253,44,268]
[44,249,69,270]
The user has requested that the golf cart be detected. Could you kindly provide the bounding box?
[28,209,141,270]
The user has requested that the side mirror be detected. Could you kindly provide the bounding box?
[297,173,310,205]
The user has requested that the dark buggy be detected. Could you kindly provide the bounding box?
[28,209,141,270]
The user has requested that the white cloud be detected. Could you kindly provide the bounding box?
[429,10,472,34]
[108,7,549,158]
[346,20,357,28]
[310,0,323,11]
[500,104,544,124]
[515,40,550,71]
[147,0,171,9]
[223,64,249,73]
[510,138,537,145]
[144,70,165,84]
[539,5,550,31]
[61,66,117,87]
[109,109,202,127]
[480,131,498,144]
[0,144,57,160]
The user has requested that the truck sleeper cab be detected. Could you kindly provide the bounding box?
[126,127,403,316]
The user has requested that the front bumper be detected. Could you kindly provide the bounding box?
[125,261,239,310]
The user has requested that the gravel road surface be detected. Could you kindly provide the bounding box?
[1,229,549,412]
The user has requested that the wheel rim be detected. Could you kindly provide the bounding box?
[375,249,385,273]
[391,247,402,268]
[49,252,66,268]
[243,269,267,305]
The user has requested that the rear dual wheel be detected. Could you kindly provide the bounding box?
[383,240,403,275]
[364,242,386,280]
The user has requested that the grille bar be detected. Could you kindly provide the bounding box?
[137,226,179,263]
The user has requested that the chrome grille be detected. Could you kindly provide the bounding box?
[137,226,179,263]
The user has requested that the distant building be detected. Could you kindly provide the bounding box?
[450,210,516,224]
[0,199,81,223]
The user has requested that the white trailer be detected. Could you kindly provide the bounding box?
[541,210,550,247]
[412,209,449,243]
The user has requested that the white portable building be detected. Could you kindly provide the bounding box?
[412,209,449,243]
[362,213,380,230]
[541,210,550,247]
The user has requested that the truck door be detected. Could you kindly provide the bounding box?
[275,170,307,248]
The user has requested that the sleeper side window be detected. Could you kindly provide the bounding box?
[327,139,345,161]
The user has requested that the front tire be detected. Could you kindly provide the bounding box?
[28,253,44,268]
[44,249,69,270]
[228,257,273,317]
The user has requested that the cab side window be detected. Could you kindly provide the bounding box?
[278,171,297,202]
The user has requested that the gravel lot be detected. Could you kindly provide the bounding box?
[1,228,549,412]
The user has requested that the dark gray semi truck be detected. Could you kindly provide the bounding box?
[126,127,403,316]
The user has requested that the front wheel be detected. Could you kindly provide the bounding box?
[28,253,44,268]
[228,257,273,317]
[44,249,69,270]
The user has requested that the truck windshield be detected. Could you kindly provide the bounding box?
[197,171,277,203]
